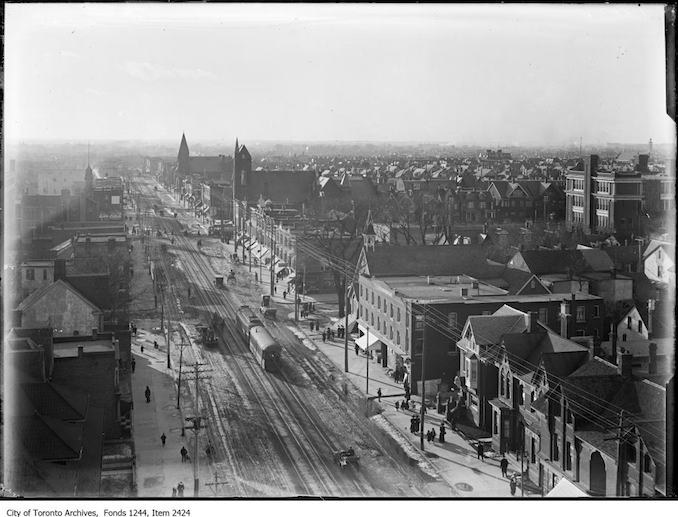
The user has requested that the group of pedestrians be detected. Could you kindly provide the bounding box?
[321,327,335,342]
[171,482,185,498]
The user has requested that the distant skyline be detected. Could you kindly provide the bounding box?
[5,3,676,146]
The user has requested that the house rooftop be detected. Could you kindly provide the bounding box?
[53,339,115,359]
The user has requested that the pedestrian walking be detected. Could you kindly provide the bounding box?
[154,340,159,349]
[322,331,326,342]
[180,446,188,463]
[377,388,382,402]
[439,424,446,443]
[509,476,517,496]
[144,386,151,403]
[431,428,436,441]
[355,344,359,356]
[177,482,185,497]
[274,286,277,294]
[131,358,136,373]
[477,442,485,462]
[140,344,144,354]
[395,401,400,411]
[500,455,509,477]
[283,291,287,300]
[172,487,177,498]
[161,433,167,446]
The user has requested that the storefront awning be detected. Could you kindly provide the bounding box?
[355,331,381,351]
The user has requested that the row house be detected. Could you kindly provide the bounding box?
[458,307,668,496]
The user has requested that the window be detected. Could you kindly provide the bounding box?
[531,437,537,463]
[42,269,48,280]
[359,305,363,318]
[519,384,525,406]
[626,443,637,464]
[593,305,600,318]
[397,331,400,346]
[552,433,559,462]
[637,321,642,333]
[644,454,652,473]
[389,327,393,339]
[530,391,535,404]
[390,304,393,318]
[377,317,380,330]
[500,371,505,396]
[530,279,536,289]
[26,268,35,280]
[576,305,585,322]
[622,333,627,342]
[565,442,572,471]
[538,308,548,323]
[627,317,632,329]
[505,374,511,399]
[415,315,424,331]
[397,308,401,321]
[360,284,363,297]
[371,292,374,305]
[378,296,381,310]
[494,412,499,434]
[371,313,374,326]
[657,264,663,278]
[448,312,458,329]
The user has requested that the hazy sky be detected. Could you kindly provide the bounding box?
[5,3,675,146]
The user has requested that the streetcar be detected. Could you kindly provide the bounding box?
[235,305,281,372]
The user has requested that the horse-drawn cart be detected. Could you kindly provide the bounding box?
[333,448,359,469]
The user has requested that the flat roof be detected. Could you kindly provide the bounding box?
[53,339,115,358]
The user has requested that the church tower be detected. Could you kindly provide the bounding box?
[232,137,252,200]
[362,209,377,252]
[178,133,190,175]
[84,143,93,191]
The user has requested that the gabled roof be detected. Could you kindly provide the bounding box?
[20,382,88,422]
[64,274,112,311]
[643,239,675,259]
[17,413,83,462]
[361,244,489,278]
[467,314,527,346]
[189,156,226,174]
[17,279,102,313]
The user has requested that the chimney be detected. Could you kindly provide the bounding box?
[617,347,633,377]
[12,309,23,328]
[528,311,540,333]
[648,342,658,375]
[54,259,66,281]
[77,346,84,358]
[560,299,571,338]
[638,154,649,173]
[610,322,618,362]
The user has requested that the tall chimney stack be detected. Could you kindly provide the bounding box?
[638,154,649,173]
[617,347,633,377]
[648,342,658,375]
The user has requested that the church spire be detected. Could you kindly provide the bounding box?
[362,209,376,252]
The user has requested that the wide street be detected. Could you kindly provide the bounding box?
[128,175,454,497]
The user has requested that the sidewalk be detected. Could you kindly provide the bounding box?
[155,184,540,497]
[130,323,213,497]
[285,294,542,497]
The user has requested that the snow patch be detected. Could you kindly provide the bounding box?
[371,414,441,480]
[286,325,318,351]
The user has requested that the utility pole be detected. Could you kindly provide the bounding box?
[344,273,349,373]
[605,409,636,497]
[270,217,276,297]
[420,304,426,451]
[366,326,370,395]
[248,218,252,273]
[184,361,212,497]
[205,470,229,496]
